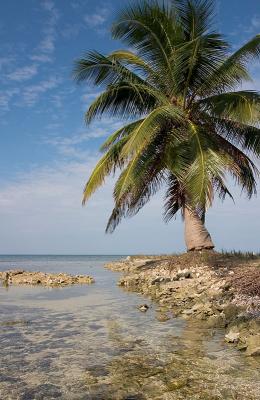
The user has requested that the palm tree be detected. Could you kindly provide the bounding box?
[74,0,260,251]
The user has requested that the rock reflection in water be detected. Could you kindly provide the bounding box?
[0,256,259,400]
[84,319,260,400]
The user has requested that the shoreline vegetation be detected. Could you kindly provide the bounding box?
[106,251,260,357]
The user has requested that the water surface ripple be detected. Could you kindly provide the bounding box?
[0,255,259,399]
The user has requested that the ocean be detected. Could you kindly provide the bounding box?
[0,255,259,399]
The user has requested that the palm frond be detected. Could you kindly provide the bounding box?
[106,137,166,232]
[175,0,216,37]
[73,50,145,86]
[215,135,259,198]
[198,34,260,95]
[164,173,186,222]
[85,82,162,123]
[121,104,186,156]
[82,137,128,204]
[107,49,164,87]
[100,119,144,152]
[212,176,234,202]
[182,123,229,208]
[199,90,260,124]
[111,0,182,87]
[215,118,260,157]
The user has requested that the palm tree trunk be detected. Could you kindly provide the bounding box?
[184,207,214,251]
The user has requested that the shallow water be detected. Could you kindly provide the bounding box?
[0,255,259,400]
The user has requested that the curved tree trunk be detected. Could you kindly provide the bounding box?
[184,207,214,251]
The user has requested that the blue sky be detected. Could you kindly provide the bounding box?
[0,0,259,254]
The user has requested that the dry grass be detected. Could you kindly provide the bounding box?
[228,267,260,297]
[130,250,260,298]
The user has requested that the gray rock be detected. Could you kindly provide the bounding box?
[225,329,240,343]
[176,269,192,279]
[151,277,171,285]
[138,304,149,312]
[182,309,194,315]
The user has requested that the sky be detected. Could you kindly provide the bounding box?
[0,0,259,255]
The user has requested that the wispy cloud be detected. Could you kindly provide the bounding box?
[30,54,53,63]
[0,88,20,111]
[31,0,59,63]
[50,94,63,108]
[0,155,259,253]
[251,15,260,29]
[0,156,183,254]
[45,122,63,130]
[61,23,82,39]
[22,76,61,106]
[84,6,110,32]
[44,119,122,159]
[0,157,116,253]
[7,64,38,82]
[242,15,260,35]
[81,92,101,103]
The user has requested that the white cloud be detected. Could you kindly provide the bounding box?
[243,15,260,34]
[61,23,82,39]
[81,92,101,103]
[50,94,63,108]
[84,7,110,30]
[41,0,55,12]
[45,122,63,130]
[31,0,59,63]
[22,76,61,106]
[0,156,184,254]
[44,119,122,158]
[0,155,259,254]
[30,54,53,63]
[251,15,260,29]
[7,64,38,82]
[0,88,19,111]
[39,35,55,53]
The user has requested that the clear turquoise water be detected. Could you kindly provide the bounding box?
[0,255,259,400]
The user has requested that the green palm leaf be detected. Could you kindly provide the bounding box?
[74,0,260,249]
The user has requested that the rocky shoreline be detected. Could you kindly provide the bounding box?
[106,252,260,357]
[0,269,94,287]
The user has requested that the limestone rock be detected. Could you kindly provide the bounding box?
[156,313,170,322]
[225,329,240,343]
[138,304,149,312]
[0,270,94,287]
[245,335,260,357]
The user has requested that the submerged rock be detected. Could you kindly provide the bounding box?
[156,313,170,322]
[225,330,240,343]
[138,304,149,312]
[166,377,189,390]
[106,252,260,356]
